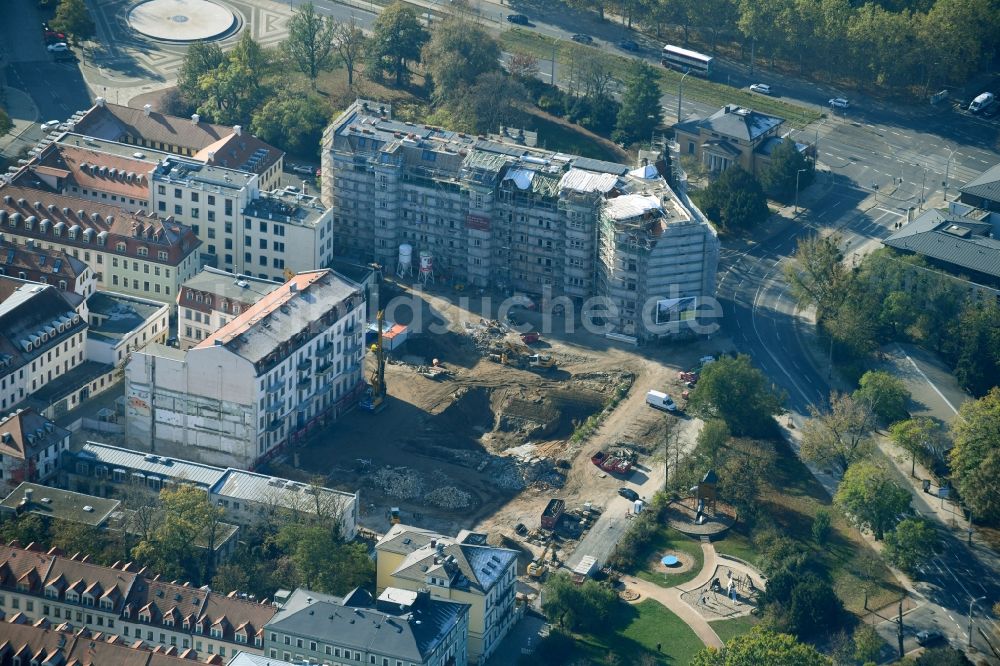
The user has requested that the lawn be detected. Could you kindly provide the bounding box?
[715,437,904,615]
[567,599,706,665]
[499,29,823,129]
[635,527,705,589]
[710,615,761,645]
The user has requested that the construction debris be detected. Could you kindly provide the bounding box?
[424,486,474,509]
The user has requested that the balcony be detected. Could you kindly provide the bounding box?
[266,381,283,394]
[265,401,282,415]
[317,362,333,376]
[316,341,333,356]
[297,376,312,389]
[296,359,311,371]
[266,418,282,432]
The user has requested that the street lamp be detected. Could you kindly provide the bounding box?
[969,595,986,648]
[677,69,691,123]
[943,146,957,202]
[794,168,808,213]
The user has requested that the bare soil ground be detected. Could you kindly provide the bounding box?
[268,278,729,540]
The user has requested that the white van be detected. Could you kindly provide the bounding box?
[646,390,676,412]
[969,92,994,114]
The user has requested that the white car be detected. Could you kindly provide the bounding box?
[828,97,850,109]
[47,42,68,52]
[292,165,314,175]
[749,83,772,95]
[41,120,60,131]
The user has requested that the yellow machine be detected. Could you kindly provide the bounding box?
[360,310,387,412]
[527,541,556,579]
[389,507,401,525]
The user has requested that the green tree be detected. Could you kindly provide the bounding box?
[687,354,785,437]
[51,0,95,43]
[789,575,844,639]
[784,233,848,320]
[852,624,883,664]
[0,513,48,546]
[541,573,618,633]
[889,417,947,477]
[196,32,271,124]
[251,95,329,157]
[333,18,366,86]
[696,419,730,467]
[811,508,832,544]
[50,519,113,562]
[177,42,225,104]
[455,71,528,134]
[800,391,877,475]
[694,167,770,232]
[915,647,975,665]
[949,387,1000,523]
[717,438,774,518]
[368,2,428,86]
[759,138,813,202]
[284,3,337,86]
[272,524,374,594]
[0,108,13,137]
[132,485,224,584]
[691,626,831,665]
[953,301,1000,397]
[422,17,500,104]
[613,60,663,145]
[883,517,938,574]
[834,460,911,539]
[854,370,910,424]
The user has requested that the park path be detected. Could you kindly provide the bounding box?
[623,543,725,649]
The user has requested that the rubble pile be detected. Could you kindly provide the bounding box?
[424,486,474,509]
[370,467,425,498]
[465,319,507,353]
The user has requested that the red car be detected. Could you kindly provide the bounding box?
[521,331,539,344]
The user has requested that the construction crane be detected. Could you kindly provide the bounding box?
[359,310,387,412]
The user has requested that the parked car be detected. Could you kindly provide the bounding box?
[749,83,772,95]
[617,39,640,51]
[572,33,594,44]
[46,42,68,52]
[44,30,66,43]
[915,630,944,647]
[828,97,850,109]
[292,164,314,175]
[618,487,640,501]
[505,13,529,25]
[41,120,60,131]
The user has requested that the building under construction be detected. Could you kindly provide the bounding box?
[322,99,719,342]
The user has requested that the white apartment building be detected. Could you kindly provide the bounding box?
[323,99,719,342]
[124,269,366,469]
[240,188,336,282]
[177,267,280,350]
[0,280,88,412]
[0,408,70,488]
[0,184,202,304]
[85,291,170,366]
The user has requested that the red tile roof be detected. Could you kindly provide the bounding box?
[33,142,152,201]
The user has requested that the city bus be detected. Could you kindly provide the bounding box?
[661,44,713,77]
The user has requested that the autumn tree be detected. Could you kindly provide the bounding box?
[333,18,366,86]
[51,0,95,43]
[421,16,500,104]
[785,234,848,320]
[691,626,831,666]
[834,460,911,539]
[251,95,329,157]
[283,3,337,86]
[178,42,225,103]
[506,52,539,80]
[800,391,877,475]
[196,32,271,125]
[889,417,948,477]
[271,523,374,594]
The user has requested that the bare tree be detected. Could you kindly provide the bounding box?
[800,391,877,475]
[333,17,367,87]
[505,52,539,80]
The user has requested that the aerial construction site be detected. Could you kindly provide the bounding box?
[270,279,717,569]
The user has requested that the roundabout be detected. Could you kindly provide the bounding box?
[128,0,237,42]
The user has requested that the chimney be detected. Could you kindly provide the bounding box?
[207,151,215,161]
[95,97,106,107]
[233,125,242,136]
[25,488,33,501]
[191,114,200,124]
[143,104,152,117]
[289,282,298,293]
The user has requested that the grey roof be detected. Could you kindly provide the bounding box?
[571,157,630,175]
[210,469,356,511]
[180,266,281,305]
[959,162,1000,203]
[0,482,120,526]
[86,291,167,344]
[266,587,468,663]
[883,209,1000,279]
[380,524,518,594]
[0,282,85,376]
[75,441,229,488]
[227,654,298,666]
[680,105,784,142]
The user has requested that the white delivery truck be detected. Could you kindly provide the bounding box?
[969,92,994,114]
[646,390,677,412]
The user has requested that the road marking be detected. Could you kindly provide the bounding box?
[896,344,959,416]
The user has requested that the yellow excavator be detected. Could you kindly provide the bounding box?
[359,310,387,412]
[527,540,557,579]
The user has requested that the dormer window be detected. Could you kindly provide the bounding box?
[194,622,203,634]
[210,627,223,639]
[254,635,262,647]
[235,631,247,644]
[45,586,59,599]
[116,242,126,253]
[139,611,151,623]
[100,598,113,611]
[164,616,174,627]
[182,618,190,630]
[82,593,95,607]
[158,250,168,260]
[123,606,131,619]
[66,590,78,603]
[138,247,148,257]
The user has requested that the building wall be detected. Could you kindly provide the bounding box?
[86,296,170,366]
[0,434,66,488]
[0,328,87,412]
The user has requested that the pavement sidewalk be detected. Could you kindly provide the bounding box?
[622,543,725,649]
